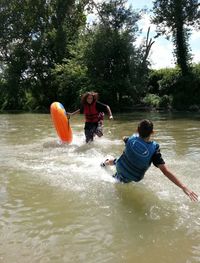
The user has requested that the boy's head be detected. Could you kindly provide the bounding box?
[137,119,154,138]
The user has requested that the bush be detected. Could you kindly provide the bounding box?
[159,95,172,108]
[172,70,200,110]
[147,64,200,110]
[147,67,180,95]
[142,93,172,109]
[142,94,160,108]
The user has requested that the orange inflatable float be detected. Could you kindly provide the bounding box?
[50,102,73,143]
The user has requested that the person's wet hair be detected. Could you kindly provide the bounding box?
[138,119,153,138]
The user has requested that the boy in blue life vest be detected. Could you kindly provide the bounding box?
[101,119,198,202]
[67,91,113,143]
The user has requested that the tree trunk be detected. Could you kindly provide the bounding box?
[175,24,189,76]
[174,0,189,76]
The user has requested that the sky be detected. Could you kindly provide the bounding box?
[87,0,200,69]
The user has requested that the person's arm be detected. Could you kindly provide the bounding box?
[106,105,113,120]
[96,101,113,120]
[66,109,80,118]
[158,163,198,201]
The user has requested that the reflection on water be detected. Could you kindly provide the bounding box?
[0,112,200,263]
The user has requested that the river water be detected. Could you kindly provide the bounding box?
[0,112,200,263]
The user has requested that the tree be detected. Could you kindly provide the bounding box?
[84,0,143,110]
[151,0,200,76]
[0,0,87,110]
[51,37,91,109]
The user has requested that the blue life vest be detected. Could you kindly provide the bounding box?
[116,135,158,183]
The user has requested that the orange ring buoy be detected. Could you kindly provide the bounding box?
[50,102,73,143]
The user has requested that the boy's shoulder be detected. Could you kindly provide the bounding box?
[123,134,138,144]
[128,135,159,147]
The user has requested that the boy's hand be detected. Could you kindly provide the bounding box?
[109,115,113,120]
[123,136,129,143]
[182,187,198,201]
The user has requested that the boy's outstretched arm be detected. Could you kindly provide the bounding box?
[158,164,198,201]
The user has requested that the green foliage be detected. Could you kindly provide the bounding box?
[142,94,160,108]
[0,76,7,111]
[148,67,181,95]
[172,68,200,110]
[147,63,200,110]
[51,37,91,110]
[142,93,172,109]
[1,0,199,112]
[0,0,87,111]
[84,0,147,110]
[52,60,90,110]
[158,68,181,95]
[192,63,200,76]
[23,91,40,112]
[159,94,173,108]
[152,0,200,76]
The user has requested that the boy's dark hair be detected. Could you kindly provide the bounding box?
[138,119,153,138]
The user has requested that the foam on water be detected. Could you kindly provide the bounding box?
[10,130,199,209]
[13,134,118,192]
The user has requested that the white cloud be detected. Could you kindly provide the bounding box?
[190,29,200,64]
[150,40,175,69]
[138,13,157,33]
[136,13,175,69]
[190,29,200,41]
[192,50,200,64]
